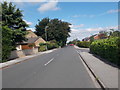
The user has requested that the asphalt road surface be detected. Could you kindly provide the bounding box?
[2,46,96,88]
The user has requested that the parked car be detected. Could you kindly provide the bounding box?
[69,44,74,46]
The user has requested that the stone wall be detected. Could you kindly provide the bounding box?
[9,48,38,60]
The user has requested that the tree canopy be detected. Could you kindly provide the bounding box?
[2,1,28,46]
[2,1,28,61]
[35,18,71,46]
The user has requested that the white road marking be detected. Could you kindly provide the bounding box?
[44,58,54,66]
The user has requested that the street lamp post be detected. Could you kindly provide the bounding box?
[45,26,48,50]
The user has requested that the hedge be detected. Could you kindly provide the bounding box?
[47,42,59,50]
[39,42,59,52]
[77,41,90,48]
[90,37,120,66]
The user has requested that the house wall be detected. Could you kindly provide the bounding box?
[16,45,22,50]
[94,34,107,40]
[94,35,99,40]
[21,43,35,50]
[35,38,46,47]
[9,48,38,60]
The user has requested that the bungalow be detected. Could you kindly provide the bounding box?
[16,30,46,50]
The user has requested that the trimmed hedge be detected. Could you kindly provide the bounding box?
[90,37,120,66]
[77,41,90,48]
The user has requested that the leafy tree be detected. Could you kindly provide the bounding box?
[109,29,120,37]
[67,39,79,45]
[35,18,50,40]
[35,18,71,47]
[1,2,28,61]
[89,35,95,44]
[2,1,28,46]
[2,26,13,61]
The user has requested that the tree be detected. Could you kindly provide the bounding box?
[89,35,95,44]
[35,18,71,47]
[67,39,79,45]
[2,26,13,61]
[109,29,120,37]
[1,2,28,61]
[2,2,28,46]
[35,18,50,40]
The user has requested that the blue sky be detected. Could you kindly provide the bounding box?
[13,1,119,41]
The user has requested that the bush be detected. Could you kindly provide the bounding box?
[47,42,59,50]
[90,37,120,66]
[39,43,46,52]
[38,45,46,52]
[77,41,90,48]
[39,41,59,52]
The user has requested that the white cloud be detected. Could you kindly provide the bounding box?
[72,9,120,19]
[86,26,118,32]
[70,24,84,28]
[8,0,47,2]
[38,0,60,13]
[107,9,120,14]
[26,28,35,31]
[86,27,103,32]
[99,9,120,16]
[71,28,79,32]
[72,14,95,18]
[23,20,33,25]
[67,25,118,42]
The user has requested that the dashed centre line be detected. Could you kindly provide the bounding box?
[44,58,54,66]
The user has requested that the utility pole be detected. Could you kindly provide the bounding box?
[45,26,48,50]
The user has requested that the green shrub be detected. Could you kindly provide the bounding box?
[90,37,120,66]
[77,41,90,48]
[47,42,59,50]
[38,45,46,52]
[39,43,46,52]
[39,41,59,51]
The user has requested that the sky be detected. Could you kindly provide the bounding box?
[12,1,119,42]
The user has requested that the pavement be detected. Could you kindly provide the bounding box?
[2,46,96,88]
[74,45,118,88]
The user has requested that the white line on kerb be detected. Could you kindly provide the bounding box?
[44,58,54,66]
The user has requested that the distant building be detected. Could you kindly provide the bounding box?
[82,37,90,41]
[16,30,46,50]
[94,33,107,40]
[82,33,107,42]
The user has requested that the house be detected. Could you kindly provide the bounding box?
[94,33,107,40]
[16,30,46,50]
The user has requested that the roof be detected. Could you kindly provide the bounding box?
[26,37,40,43]
[17,30,46,45]
[17,37,42,45]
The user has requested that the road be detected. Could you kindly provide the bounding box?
[2,46,96,88]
